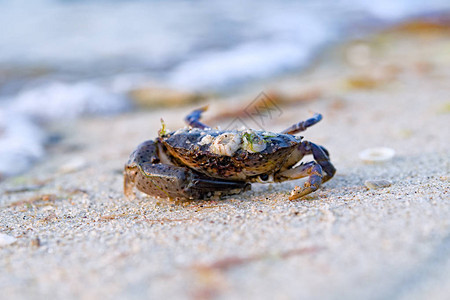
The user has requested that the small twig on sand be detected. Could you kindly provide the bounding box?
[144,217,204,224]
[193,246,321,271]
[6,194,58,208]
[3,184,45,194]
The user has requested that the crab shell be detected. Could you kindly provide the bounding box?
[159,128,302,181]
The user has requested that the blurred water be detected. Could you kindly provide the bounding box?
[1,0,449,91]
[0,0,449,176]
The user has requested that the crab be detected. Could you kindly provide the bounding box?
[124,106,335,200]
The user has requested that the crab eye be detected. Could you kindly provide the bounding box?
[259,174,269,181]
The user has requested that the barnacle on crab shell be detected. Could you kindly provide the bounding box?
[209,132,241,156]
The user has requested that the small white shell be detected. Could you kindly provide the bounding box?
[59,157,87,173]
[209,133,241,156]
[0,233,17,247]
[358,147,395,163]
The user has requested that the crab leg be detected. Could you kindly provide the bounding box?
[185,106,210,129]
[295,140,335,182]
[308,142,335,182]
[130,163,250,200]
[281,113,322,135]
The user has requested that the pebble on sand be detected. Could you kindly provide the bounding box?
[58,157,87,173]
[0,233,17,247]
[364,179,392,189]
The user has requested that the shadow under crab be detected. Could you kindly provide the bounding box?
[124,106,336,200]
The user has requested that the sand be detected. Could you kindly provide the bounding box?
[1,26,449,299]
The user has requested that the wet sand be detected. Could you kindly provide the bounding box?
[1,26,449,299]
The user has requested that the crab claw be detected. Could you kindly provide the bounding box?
[287,163,323,200]
[289,177,322,200]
